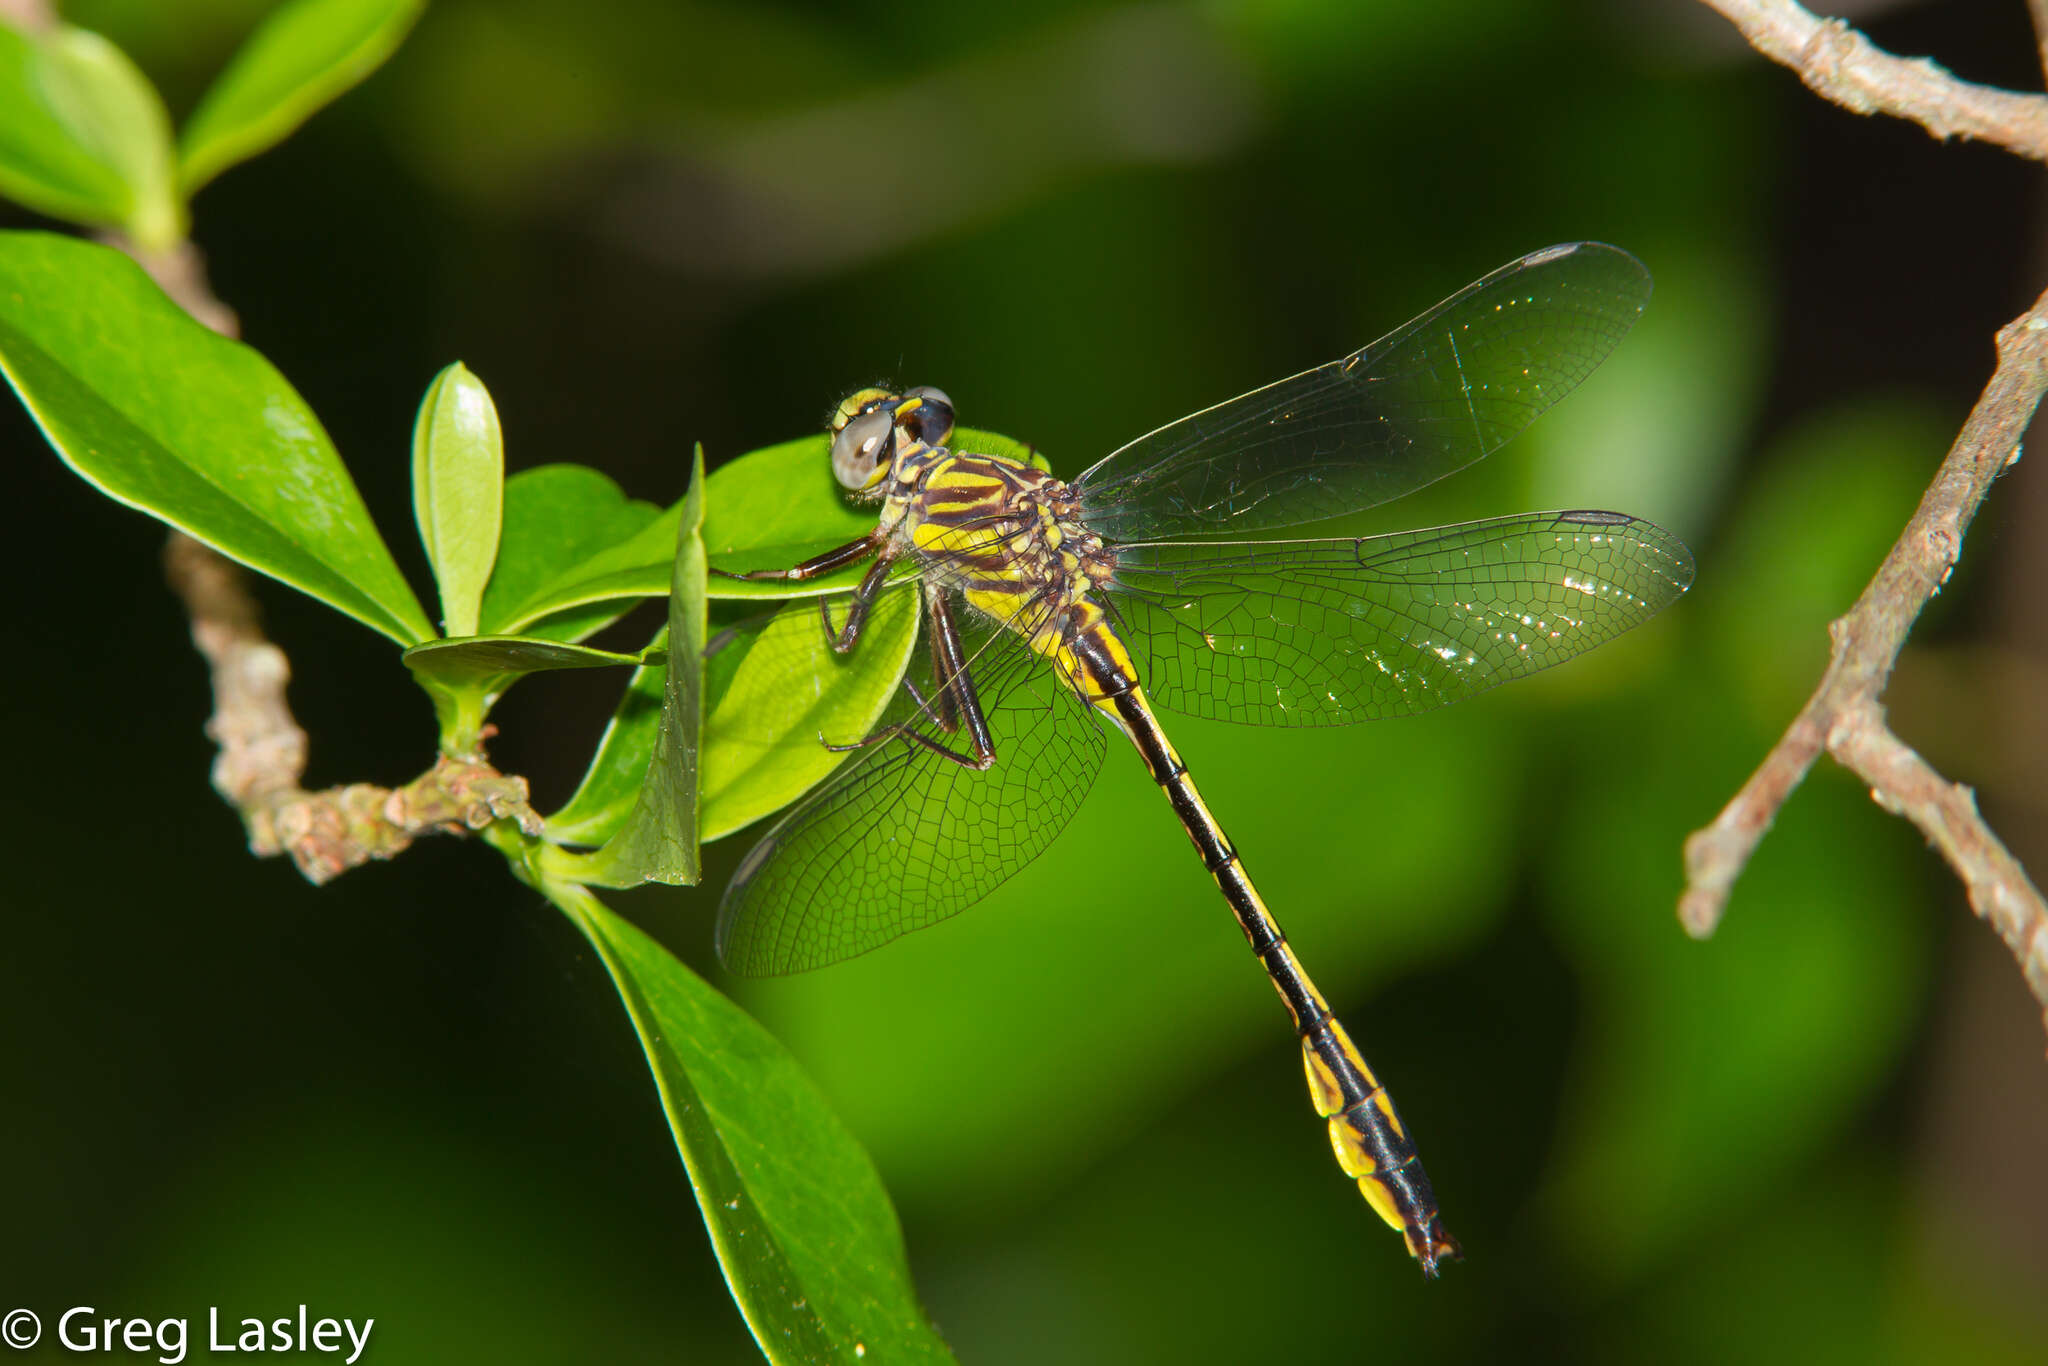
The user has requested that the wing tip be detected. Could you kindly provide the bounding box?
[1552,509,1697,603]
[1519,240,1652,310]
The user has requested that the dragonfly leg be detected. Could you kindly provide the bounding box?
[921,590,994,757]
[815,552,898,654]
[916,596,966,734]
[897,677,953,733]
[820,591,996,771]
[710,532,880,582]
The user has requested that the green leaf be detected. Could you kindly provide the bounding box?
[401,635,651,695]
[953,426,1045,471]
[544,625,670,846]
[469,420,1021,639]
[0,25,182,248]
[411,361,504,637]
[550,887,956,1366]
[474,425,1021,631]
[488,495,681,639]
[479,463,662,639]
[547,589,921,849]
[704,427,1019,599]
[551,446,707,887]
[0,231,433,644]
[178,0,426,196]
[405,633,654,752]
[701,589,919,841]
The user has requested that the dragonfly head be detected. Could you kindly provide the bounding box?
[828,385,956,492]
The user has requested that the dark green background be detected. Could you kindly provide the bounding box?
[5,1,2047,1361]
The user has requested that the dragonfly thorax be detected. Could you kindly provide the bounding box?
[899,452,1116,634]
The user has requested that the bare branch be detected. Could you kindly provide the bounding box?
[165,534,543,883]
[1696,0,2048,161]
[1830,702,2048,1015]
[1681,285,2048,1034]
[164,530,309,855]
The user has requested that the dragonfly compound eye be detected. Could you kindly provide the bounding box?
[831,408,895,490]
[830,386,896,435]
[901,386,955,446]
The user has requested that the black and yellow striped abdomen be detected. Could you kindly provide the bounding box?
[902,447,1459,1273]
[1102,673,1459,1274]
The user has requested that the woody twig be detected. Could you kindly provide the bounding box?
[1683,0,2048,1035]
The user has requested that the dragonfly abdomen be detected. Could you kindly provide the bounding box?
[1100,669,1461,1275]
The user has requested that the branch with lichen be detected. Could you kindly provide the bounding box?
[164,533,539,883]
[1684,0,2048,1036]
[116,236,539,885]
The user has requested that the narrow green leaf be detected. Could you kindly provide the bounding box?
[401,634,650,695]
[178,0,425,196]
[560,446,707,887]
[0,231,433,644]
[411,361,504,637]
[550,887,957,1365]
[0,25,182,248]
[704,427,1021,599]
[701,589,918,841]
[479,463,662,638]
[544,625,669,846]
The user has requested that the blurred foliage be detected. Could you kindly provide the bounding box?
[5,0,2047,1364]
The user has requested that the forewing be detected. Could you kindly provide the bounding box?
[716,586,1109,976]
[1106,511,1693,726]
[1071,242,1651,541]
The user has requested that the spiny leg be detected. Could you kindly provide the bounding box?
[824,591,997,772]
[817,550,900,654]
[710,531,881,583]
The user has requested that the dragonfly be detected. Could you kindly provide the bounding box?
[713,241,1694,1276]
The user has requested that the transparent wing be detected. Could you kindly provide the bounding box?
[1070,242,1651,541]
[1105,510,1694,727]
[716,585,1109,976]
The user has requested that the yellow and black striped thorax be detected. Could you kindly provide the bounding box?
[893,450,1134,704]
